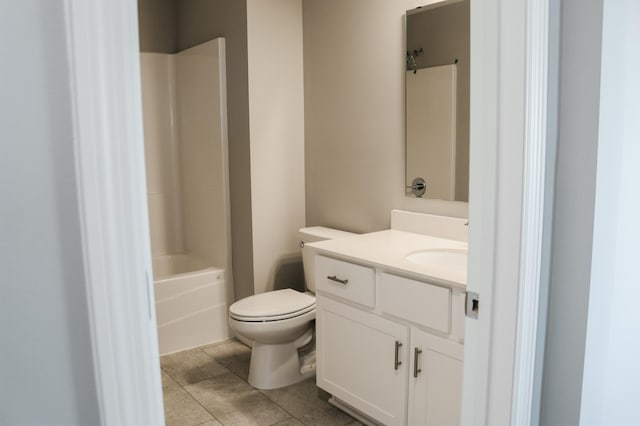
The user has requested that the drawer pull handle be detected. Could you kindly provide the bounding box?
[327,275,348,285]
[394,341,403,370]
[413,347,423,378]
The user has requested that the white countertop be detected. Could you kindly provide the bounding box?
[308,229,468,289]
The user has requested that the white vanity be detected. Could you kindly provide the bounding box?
[308,211,468,426]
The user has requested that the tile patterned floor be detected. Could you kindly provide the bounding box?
[160,340,363,426]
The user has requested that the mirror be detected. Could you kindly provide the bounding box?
[405,0,470,201]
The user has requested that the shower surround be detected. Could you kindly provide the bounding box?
[140,38,233,355]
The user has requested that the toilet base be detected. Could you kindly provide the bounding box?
[248,328,314,389]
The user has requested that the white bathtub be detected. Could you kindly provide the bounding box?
[153,254,232,355]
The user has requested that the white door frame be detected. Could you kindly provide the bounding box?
[66,0,555,424]
[65,0,164,424]
[462,0,555,425]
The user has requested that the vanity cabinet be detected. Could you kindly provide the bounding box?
[315,254,465,426]
[408,329,464,426]
[317,297,409,426]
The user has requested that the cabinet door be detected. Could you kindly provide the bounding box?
[409,329,464,426]
[316,296,409,426]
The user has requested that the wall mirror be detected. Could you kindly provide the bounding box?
[405,0,470,201]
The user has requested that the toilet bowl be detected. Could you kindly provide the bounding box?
[229,289,316,389]
[228,227,355,390]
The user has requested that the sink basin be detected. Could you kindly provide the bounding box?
[405,248,468,270]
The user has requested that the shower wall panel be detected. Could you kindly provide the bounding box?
[141,38,234,307]
[176,39,230,272]
[140,53,184,256]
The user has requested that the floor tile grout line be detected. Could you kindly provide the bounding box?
[185,390,224,426]
[269,418,304,426]
[198,353,305,426]
[179,368,299,426]
[258,388,309,425]
[185,345,306,425]
[159,366,186,395]
[179,372,247,426]
[163,342,258,425]
[196,346,220,362]
[256,379,359,426]
[161,366,226,426]
[160,359,232,388]
[161,342,258,426]
[195,344,350,425]
[162,340,360,426]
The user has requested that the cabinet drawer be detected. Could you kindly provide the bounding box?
[379,272,451,333]
[315,255,376,308]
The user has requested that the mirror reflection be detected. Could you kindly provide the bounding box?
[406,0,470,201]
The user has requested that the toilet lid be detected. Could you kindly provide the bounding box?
[229,289,315,320]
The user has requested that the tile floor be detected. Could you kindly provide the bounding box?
[160,339,363,426]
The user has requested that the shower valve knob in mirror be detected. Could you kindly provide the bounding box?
[407,177,427,197]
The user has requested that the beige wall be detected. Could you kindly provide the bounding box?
[247,0,306,294]
[176,0,306,296]
[303,0,468,234]
[142,0,469,297]
[138,0,177,53]
[176,0,255,300]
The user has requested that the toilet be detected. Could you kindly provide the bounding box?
[228,226,355,390]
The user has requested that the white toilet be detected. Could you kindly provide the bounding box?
[228,226,354,390]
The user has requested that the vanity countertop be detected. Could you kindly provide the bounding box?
[308,229,468,289]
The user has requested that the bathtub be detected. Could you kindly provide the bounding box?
[153,254,232,355]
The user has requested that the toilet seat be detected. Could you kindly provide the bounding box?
[229,289,315,322]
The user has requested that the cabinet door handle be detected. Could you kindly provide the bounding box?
[413,347,423,378]
[327,275,348,285]
[394,341,403,370]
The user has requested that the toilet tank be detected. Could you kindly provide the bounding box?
[299,226,355,293]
